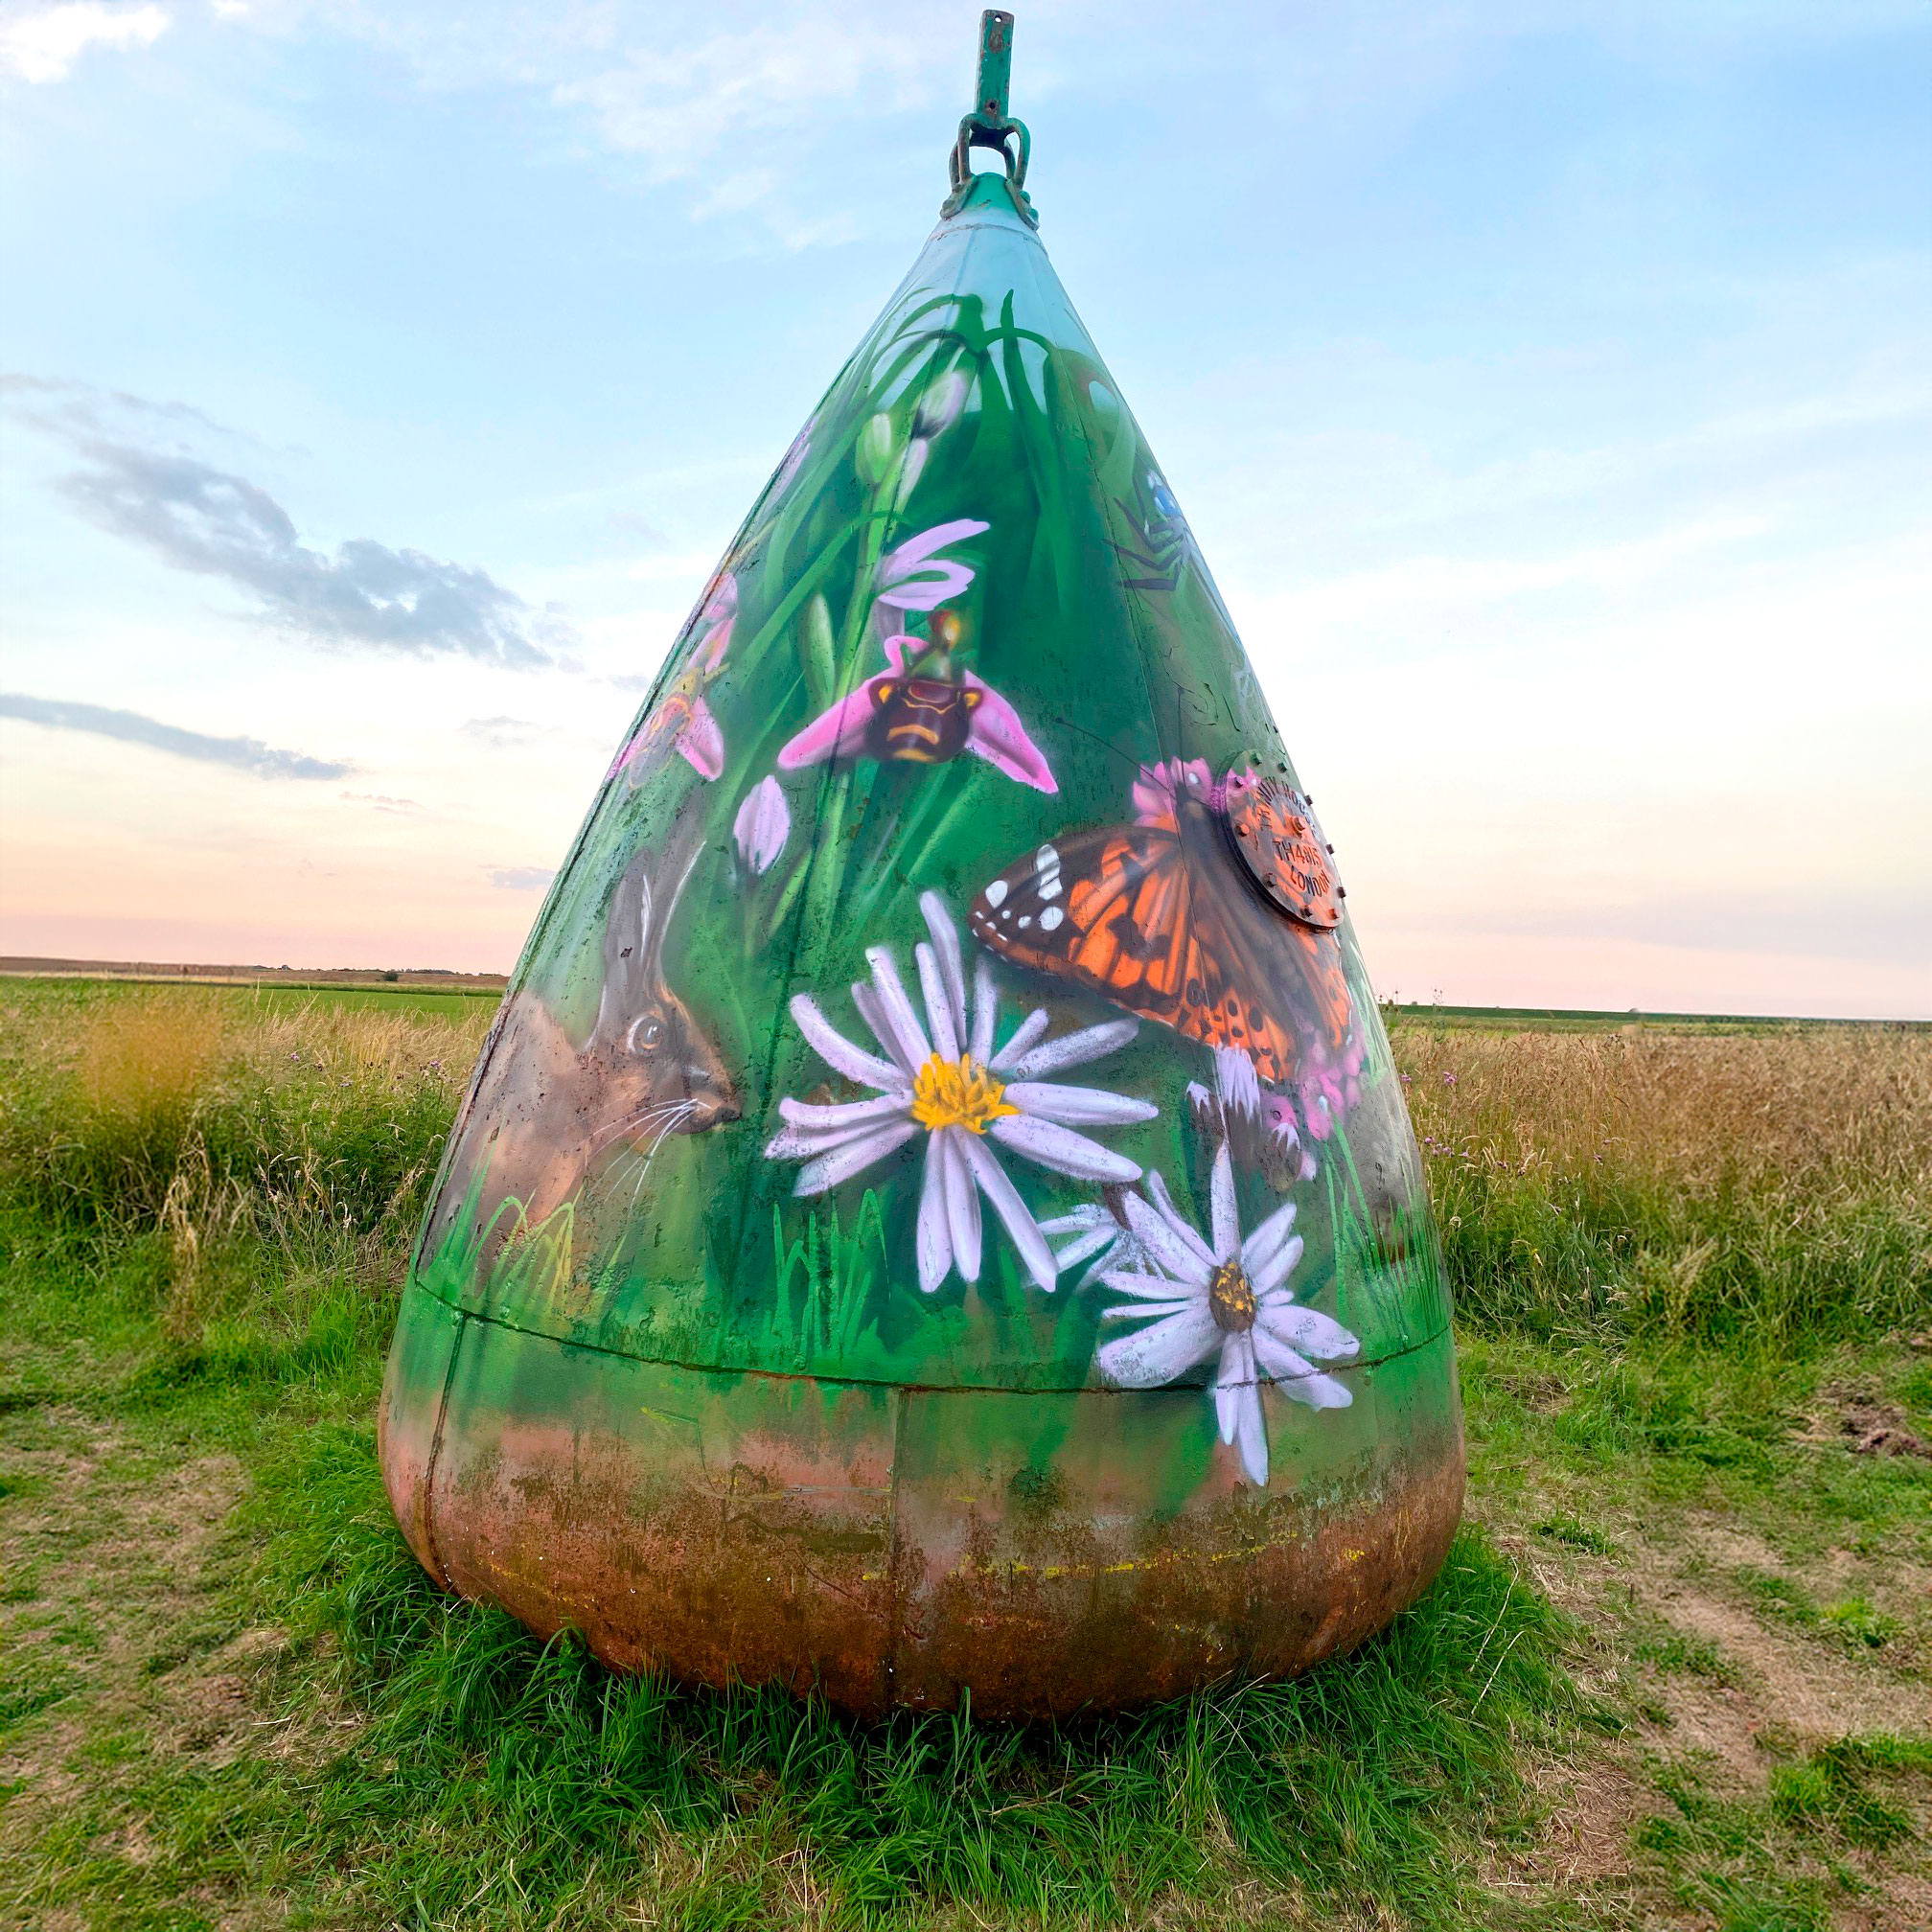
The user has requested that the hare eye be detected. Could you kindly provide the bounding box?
[635,1019,665,1052]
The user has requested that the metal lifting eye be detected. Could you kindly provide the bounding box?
[941,10,1037,227]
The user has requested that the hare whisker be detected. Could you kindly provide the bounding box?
[624,1101,698,1209]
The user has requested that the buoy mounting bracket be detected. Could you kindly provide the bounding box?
[943,11,1037,227]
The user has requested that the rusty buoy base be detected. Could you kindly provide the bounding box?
[380,1285,1463,1720]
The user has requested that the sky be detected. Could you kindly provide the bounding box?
[1,0,1927,1017]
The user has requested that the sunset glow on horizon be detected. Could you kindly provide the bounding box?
[3,2,1927,1019]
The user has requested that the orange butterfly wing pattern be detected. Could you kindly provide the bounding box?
[967,810,1342,1085]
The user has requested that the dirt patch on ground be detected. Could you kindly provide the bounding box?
[1530,1757,1654,1883]
[1794,1383,1932,1461]
[1642,1575,1920,1745]
[0,1415,252,1856]
[1523,1512,1932,1784]
[1829,1863,1932,1932]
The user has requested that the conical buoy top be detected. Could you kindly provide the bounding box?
[380,12,1463,1717]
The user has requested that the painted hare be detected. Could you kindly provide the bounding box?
[436,838,739,1246]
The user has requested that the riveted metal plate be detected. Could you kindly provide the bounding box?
[1228,776,1344,930]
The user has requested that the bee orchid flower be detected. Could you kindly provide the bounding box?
[776,633,1056,793]
[608,573,737,784]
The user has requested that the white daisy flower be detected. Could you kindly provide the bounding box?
[1094,1141,1360,1485]
[1037,1171,1190,1288]
[765,892,1157,1294]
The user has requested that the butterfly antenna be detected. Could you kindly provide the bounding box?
[1049,714,1146,776]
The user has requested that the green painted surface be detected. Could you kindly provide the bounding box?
[388,159,1459,1534]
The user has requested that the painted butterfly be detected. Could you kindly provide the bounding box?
[968,759,1352,1086]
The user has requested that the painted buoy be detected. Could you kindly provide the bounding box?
[380,11,1463,1718]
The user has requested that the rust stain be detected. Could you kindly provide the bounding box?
[385,1352,1466,1719]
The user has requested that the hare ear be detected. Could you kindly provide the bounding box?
[644,839,703,976]
[598,853,655,1029]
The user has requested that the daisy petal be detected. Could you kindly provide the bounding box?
[864,947,933,1070]
[915,1138,952,1294]
[1048,1223,1118,1270]
[970,956,999,1065]
[1094,1305,1217,1388]
[764,1116,900,1162]
[1250,1328,1355,1408]
[915,943,960,1060]
[1000,1082,1158,1127]
[794,1118,919,1194]
[1098,1269,1195,1303]
[988,1113,1140,1183]
[1036,1205,1107,1237]
[850,980,910,1073]
[941,1128,981,1282]
[989,1006,1049,1070]
[1001,1019,1138,1081]
[1256,1298,1360,1363]
[1280,1369,1353,1410]
[919,892,969,1044]
[1099,1298,1197,1321]
[778,1092,910,1131]
[1213,1334,1252,1442]
[1236,1385,1270,1484]
[1213,1046,1262,1117]
[1250,1232,1304,1298]
[1147,1171,1217,1270]
[1121,1189,1212,1286]
[956,1133,1056,1290]
[1242,1197,1300,1280]
[789,994,898,1091]
[1208,1141,1239,1262]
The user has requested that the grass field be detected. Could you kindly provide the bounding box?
[1,977,1927,1931]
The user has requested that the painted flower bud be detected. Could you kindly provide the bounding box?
[891,436,930,508]
[798,592,836,706]
[855,412,897,489]
[911,369,969,439]
[733,775,791,876]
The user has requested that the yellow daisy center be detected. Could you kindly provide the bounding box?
[1208,1259,1257,1333]
[908,1053,1017,1135]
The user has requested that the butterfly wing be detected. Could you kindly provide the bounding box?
[969,825,1326,1084]
[970,827,1188,1016]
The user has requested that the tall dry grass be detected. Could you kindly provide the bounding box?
[3,982,1926,1354]
[1395,1022,1932,1346]
[0,984,490,1340]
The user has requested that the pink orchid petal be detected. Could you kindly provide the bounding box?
[607,711,666,781]
[879,518,989,579]
[677,696,724,779]
[875,517,990,610]
[874,563,973,611]
[776,678,885,770]
[695,614,733,671]
[732,774,790,873]
[961,673,1056,793]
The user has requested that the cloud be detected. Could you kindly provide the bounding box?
[489,865,556,891]
[339,790,422,813]
[609,510,673,550]
[461,715,551,750]
[0,692,351,779]
[7,378,570,666]
[551,17,933,182]
[0,3,167,84]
